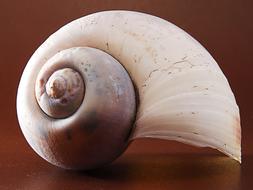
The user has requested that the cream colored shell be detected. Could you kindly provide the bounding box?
[17,11,241,163]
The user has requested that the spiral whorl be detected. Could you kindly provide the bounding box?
[36,67,85,119]
[17,46,136,169]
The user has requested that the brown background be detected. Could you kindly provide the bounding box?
[0,0,252,189]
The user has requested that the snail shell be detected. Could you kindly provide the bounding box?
[17,11,241,170]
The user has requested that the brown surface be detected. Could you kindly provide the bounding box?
[0,0,252,189]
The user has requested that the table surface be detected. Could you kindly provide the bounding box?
[0,132,252,190]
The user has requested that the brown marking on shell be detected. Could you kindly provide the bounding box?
[39,79,45,88]
[60,98,68,104]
